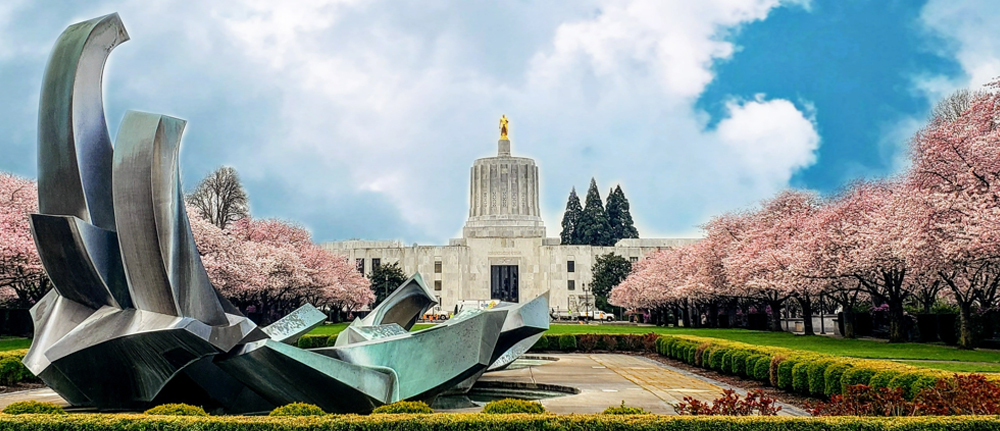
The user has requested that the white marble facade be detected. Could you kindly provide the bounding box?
[323,138,699,314]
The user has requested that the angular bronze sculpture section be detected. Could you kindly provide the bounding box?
[26,13,548,413]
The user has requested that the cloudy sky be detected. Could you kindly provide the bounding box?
[0,0,996,244]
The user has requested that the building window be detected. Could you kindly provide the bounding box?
[372,258,381,269]
[630,257,638,263]
[434,260,442,273]
[355,258,364,274]
[434,280,442,291]
[567,280,575,291]
[567,260,575,272]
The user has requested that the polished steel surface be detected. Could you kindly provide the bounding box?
[261,303,327,344]
[37,13,126,231]
[26,13,548,414]
[359,273,437,330]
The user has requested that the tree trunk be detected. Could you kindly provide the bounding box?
[708,302,719,328]
[842,311,856,338]
[681,300,691,328]
[798,296,815,336]
[769,300,783,332]
[887,299,906,343]
[959,303,975,350]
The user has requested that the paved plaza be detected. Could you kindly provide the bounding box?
[0,353,808,416]
[477,353,807,415]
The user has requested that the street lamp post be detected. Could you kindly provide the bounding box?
[583,282,591,322]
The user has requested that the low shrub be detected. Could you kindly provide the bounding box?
[2,401,64,415]
[769,355,786,387]
[694,343,710,367]
[595,334,613,351]
[603,401,648,415]
[776,357,802,390]
[810,385,915,417]
[578,334,599,351]
[810,374,1000,417]
[807,358,836,397]
[675,389,781,416]
[615,335,635,351]
[792,361,811,395]
[297,334,330,348]
[482,398,545,414]
[840,366,879,394]
[269,402,326,416]
[371,401,433,414]
[557,334,577,351]
[916,374,1000,415]
[752,356,771,382]
[887,372,924,399]
[143,403,208,416]
[326,334,339,346]
[0,356,29,386]
[824,361,854,397]
[730,350,750,376]
[530,335,549,351]
[869,370,902,391]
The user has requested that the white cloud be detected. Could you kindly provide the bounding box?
[921,0,1000,92]
[0,0,820,242]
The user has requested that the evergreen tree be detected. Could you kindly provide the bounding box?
[559,188,583,245]
[368,262,407,307]
[576,178,613,246]
[591,253,632,312]
[606,186,624,243]
[615,185,639,239]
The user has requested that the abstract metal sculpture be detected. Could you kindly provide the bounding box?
[25,13,548,413]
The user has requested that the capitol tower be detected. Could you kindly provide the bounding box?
[463,115,545,239]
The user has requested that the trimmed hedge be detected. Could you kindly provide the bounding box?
[269,402,326,416]
[0,413,998,430]
[603,401,648,415]
[297,334,337,348]
[144,403,208,416]
[0,349,33,386]
[653,334,959,401]
[372,401,433,414]
[482,399,545,414]
[2,400,64,415]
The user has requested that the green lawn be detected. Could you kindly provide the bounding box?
[541,324,1000,370]
[307,323,1000,373]
[0,337,31,351]
[308,322,433,335]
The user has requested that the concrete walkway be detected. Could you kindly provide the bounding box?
[479,353,808,416]
[0,353,808,416]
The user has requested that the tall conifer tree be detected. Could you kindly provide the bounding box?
[606,186,624,243]
[615,185,639,239]
[577,178,612,246]
[559,188,583,245]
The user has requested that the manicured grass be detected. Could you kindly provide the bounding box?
[543,324,1000,368]
[308,322,433,335]
[312,322,1000,372]
[0,337,30,351]
[892,360,1000,373]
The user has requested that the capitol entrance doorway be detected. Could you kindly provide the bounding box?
[490,265,519,303]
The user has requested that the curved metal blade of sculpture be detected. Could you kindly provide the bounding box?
[25,13,546,414]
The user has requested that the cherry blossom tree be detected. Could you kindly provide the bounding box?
[909,79,1000,348]
[808,180,930,342]
[189,213,373,323]
[0,173,47,307]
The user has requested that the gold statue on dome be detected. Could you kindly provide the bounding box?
[499,115,509,140]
